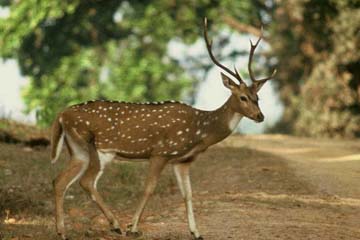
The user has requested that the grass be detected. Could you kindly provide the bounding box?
[0,142,178,239]
[0,142,176,217]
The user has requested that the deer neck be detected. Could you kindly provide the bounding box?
[215,94,243,131]
[201,95,243,145]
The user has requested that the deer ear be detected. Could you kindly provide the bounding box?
[221,73,238,90]
[252,79,267,92]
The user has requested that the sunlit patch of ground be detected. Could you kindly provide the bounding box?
[319,154,360,162]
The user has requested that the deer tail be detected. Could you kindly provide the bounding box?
[50,115,65,164]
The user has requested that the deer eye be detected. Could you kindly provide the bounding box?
[240,96,248,102]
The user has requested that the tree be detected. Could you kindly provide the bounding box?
[270,0,360,137]
[0,0,261,126]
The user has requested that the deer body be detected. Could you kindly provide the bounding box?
[52,18,275,240]
[53,98,239,163]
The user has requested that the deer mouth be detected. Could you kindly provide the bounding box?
[250,113,264,123]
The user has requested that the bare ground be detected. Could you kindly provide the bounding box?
[1,135,360,240]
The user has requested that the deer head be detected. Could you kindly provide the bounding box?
[203,18,276,123]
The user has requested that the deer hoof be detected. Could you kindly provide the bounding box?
[111,227,122,235]
[191,232,204,240]
[126,230,142,238]
[57,233,69,240]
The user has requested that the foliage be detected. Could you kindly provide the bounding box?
[270,0,360,138]
[2,0,359,137]
[0,0,260,127]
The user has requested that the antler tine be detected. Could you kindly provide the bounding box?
[234,66,242,80]
[256,68,277,82]
[248,26,263,83]
[248,26,276,83]
[203,17,244,84]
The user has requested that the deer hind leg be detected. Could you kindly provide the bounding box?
[53,157,88,239]
[53,130,91,239]
[79,145,120,234]
[127,157,167,236]
[173,161,203,240]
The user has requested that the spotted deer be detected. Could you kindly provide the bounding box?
[51,18,276,240]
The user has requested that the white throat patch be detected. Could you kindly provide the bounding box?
[228,113,243,132]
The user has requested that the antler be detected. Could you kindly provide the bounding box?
[248,28,277,83]
[203,17,245,84]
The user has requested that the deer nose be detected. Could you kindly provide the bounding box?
[256,113,264,122]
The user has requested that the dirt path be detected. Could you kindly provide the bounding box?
[232,135,360,199]
[1,135,360,239]
[86,135,360,240]
[131,135,360,240]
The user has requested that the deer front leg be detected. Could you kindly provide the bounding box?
[173,161,203,240]
[127,157,167,237]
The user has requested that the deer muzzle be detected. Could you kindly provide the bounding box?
[255,112,264,123]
